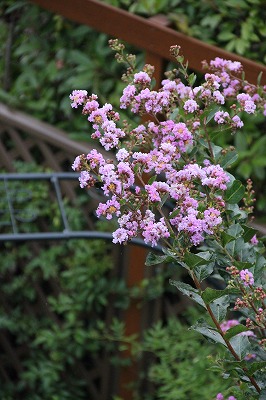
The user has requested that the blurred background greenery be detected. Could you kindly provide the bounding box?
[0,0,265,398]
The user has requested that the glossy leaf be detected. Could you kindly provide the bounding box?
[210,295,230,322]
[220,150,238,169]
[201,287,238,304]
[145,252,171,266]
[241,224,257,243]
[224,324,249,341]
[194,262,214,282]
[169,280,206,308]
[190,320,226,345]
[184,252,210,269]
[230,334,251,359]
[225,180,245,204]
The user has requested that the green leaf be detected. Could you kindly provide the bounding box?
[145,252,171,266]
[206,106,221,124]
[241,224,257,243]
[201,14,221,29]
[224,324,249,341]
[188,72,196,86]
[221,231,235,246]
[234,261,253,270]
[227,223,244,238]
[194,262,214,282]
[217,31,236,41]
[230,334,251,359]
[190,320,226,345]
[169,280,206,308]
[211,144,223,160]
[225,204,247,219]
[201,287,237,304]
[147,175,157,184]
[184,252,210,269]
[169,208,180,219]
[225,180,245,204]
[254,255,266,284]
[235,38,248,54]
[210,295,230,322]
[220,150,238,169]
[159,193,169,207]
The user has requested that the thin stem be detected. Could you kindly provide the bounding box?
[192,272,261,394]
[203,117,215,162]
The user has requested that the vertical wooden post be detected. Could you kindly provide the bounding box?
[118,15,170,399]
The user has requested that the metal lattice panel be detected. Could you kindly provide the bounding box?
[0,172,162,249]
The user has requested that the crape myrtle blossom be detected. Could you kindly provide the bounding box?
[209,57,242,73]
[69,89,88,108]
[73,149,228,247]
[183,99,199,113]
[72,47,266,399]
[79,171,92,188]
[96,196,121,220]
[214,111,230,124]
[205,58,266,119]
[72,155,82,171]
[231,115,244,129]
[216,394,237,400]
[71,55,265,249]
[133,71,151,85]
[239,269,255,287]
[237,93,256,114]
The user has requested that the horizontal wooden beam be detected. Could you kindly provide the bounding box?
[0,103,113,159]
[30,0,266,84]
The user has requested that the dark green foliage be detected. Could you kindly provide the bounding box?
[0,166,127,398]
[0,1,142,138]
[135,309,232,400]
[0,162,235,399]
[103,0,266,63]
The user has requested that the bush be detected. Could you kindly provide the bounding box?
[103,0,266,63]
[134,309,231,400]
[0,1,142,137]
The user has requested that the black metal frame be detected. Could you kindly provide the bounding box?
[0,172,162,251]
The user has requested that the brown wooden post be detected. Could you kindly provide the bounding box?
[144,15,170,89]
[118,17,170,397]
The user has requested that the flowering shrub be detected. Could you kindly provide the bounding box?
[71,40,266,399]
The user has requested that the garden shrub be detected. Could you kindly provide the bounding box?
[0,162,234,399]
[71,40,266,399]
[103,0,266,63]
[1,1,266,210]
[0,162,127,399]
[0,2,265,398]
[0,1,143,136]
[136,309,231,400]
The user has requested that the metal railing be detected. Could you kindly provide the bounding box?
[0,171,162,250]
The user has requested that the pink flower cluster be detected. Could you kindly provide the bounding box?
[69,92,125,151]
[216,394,237,400]
[72,144,228,247]
[205,57,266,120]
[239,269,254,286]
[70,55,265,248]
